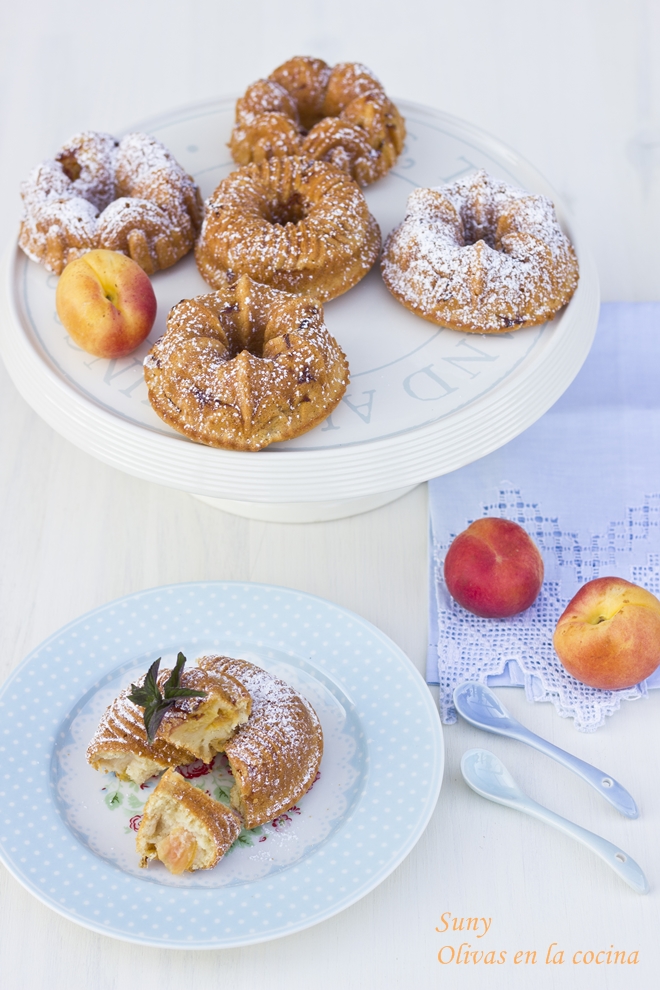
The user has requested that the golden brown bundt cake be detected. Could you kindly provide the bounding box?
[143,274,349,450]
[381,170,580,334]
[86,663,251,784]
[198,656,323,830]
[19,131,203,275]
[195,155,380,301]
[136,769,243,873]
[230,56,405,185]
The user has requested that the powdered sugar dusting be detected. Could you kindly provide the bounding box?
[199,656,323,828]
[143,275,349,450]
[19,130,202,274]
[230,57,405,185]
[195,156,381,301]
[88,685,146,751]
[382,170,580,333]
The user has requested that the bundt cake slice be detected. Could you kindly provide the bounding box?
[136,768,243,873]
[87,657,251,783]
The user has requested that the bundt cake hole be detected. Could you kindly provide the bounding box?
[464,232,497,250]
[297,112,327,134]
[267,190,309,226]
[460,217,498,251]
[460,199,516,253]
[218,304,266,359]
[57,153,82,182]
[216,289,319,362]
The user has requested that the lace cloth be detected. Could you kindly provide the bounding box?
[427,303,660,731]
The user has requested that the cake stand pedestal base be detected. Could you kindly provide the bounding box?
[191,484,419,523]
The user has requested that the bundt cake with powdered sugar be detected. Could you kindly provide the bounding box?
[143,274,349,450]
[381,170,579,333]
[19,130,203,275]
[230,56,405,186]
[195,155,380,301]
[88,652,324,871]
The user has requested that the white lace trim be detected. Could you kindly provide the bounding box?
[431,483,660,731]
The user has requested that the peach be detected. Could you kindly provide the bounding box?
[55,249,157,358]
[553,577,660,690]
[444,517,544,618]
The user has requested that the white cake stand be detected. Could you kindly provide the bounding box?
[0,98,599,522]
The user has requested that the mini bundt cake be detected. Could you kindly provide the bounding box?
[381,169,580,333]
[230,56,405,186]
[198,655,323,830]
[86,663,251,784]
[136,769,243,873]
[144,274,349,450]
[195,155,380,301]
[19,130,203,275]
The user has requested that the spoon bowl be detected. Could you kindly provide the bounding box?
[462,747,525,803]
[461,749,649,895]
[454,681,638,818]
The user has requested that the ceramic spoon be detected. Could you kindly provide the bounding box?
[453,681,638,818]
[461,749,648,894]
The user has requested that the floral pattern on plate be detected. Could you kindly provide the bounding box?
[0,581,443,947]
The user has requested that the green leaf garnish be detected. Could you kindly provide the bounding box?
[127,653,206,744]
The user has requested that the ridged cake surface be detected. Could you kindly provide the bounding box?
[230,56,405,186]
[19,131,203,275]
[382,170,580,333]
[195,155,380,301]
[143,274,349,450]
[136,769,242,872]
[198,656,323,829]
[86,665,250,784]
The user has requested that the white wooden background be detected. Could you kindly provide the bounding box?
[1,2,660,988]
[2,0,659,300]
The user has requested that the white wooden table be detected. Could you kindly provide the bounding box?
[2,346,659,990]
[2,3,660,987]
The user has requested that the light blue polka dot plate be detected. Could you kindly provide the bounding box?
[0,581,444,948]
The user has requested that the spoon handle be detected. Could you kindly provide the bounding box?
[517,795,649,894]
[510,726,639,819]
[453,683,639,818]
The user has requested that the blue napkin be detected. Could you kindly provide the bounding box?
[428,303,660,728]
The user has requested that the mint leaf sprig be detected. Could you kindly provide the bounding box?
[128,652,206,743]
